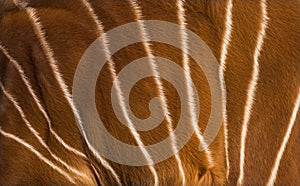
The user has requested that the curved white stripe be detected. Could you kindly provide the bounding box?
[0,82,48,151]
[80,0,160,185]
[13,3,120,183]
[0,127,75,184]
[0,82,88,179]
[267,89,300,186]
[91,164,105,186]
[219,0,233,179]
[176,0,214,169]
[0,44,86,159]
[129,0,187,185]
[237,0,269,184]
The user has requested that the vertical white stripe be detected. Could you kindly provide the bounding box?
[128,0,186,185]
[267,89,300,186]
[12,1,120,183]
[0,82,88,179]
[0,44,86,159]
[79,0,159,185]
[237,0,269,184]
[219,0,233,179]
[0,127,76,184]
[176,0,214,169]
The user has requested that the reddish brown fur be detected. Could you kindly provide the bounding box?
[0,0,299,185]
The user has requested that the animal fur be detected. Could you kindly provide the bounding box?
[0,0,299,185]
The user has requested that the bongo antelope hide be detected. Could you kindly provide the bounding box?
[0,0,299,185]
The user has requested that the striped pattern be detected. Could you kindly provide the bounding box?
[24,4,119,184]
[267,89,300,185]
[0,127,76,184]
[81,0,164,185]
[219,0,233,179]
[0,82,88,179]
[0,0,298,185]
[237,0,269,184]
[0,44,86,158]
[128,0,187,184]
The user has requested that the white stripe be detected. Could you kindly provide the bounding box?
[237,0,269,184]
[13,3,120,183]
[128,0,186,185]
[0,82,48,151]
[219,0,233,179]
[91,164,105,186]
[176,0,214,168]
[79,0,160,185]
[0,44,86,159]
[50,130,86,158]
[0,82,88,179]
[267,89,300,186]
[0,127,76,184]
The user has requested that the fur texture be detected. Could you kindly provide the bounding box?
[0,0,299,185]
